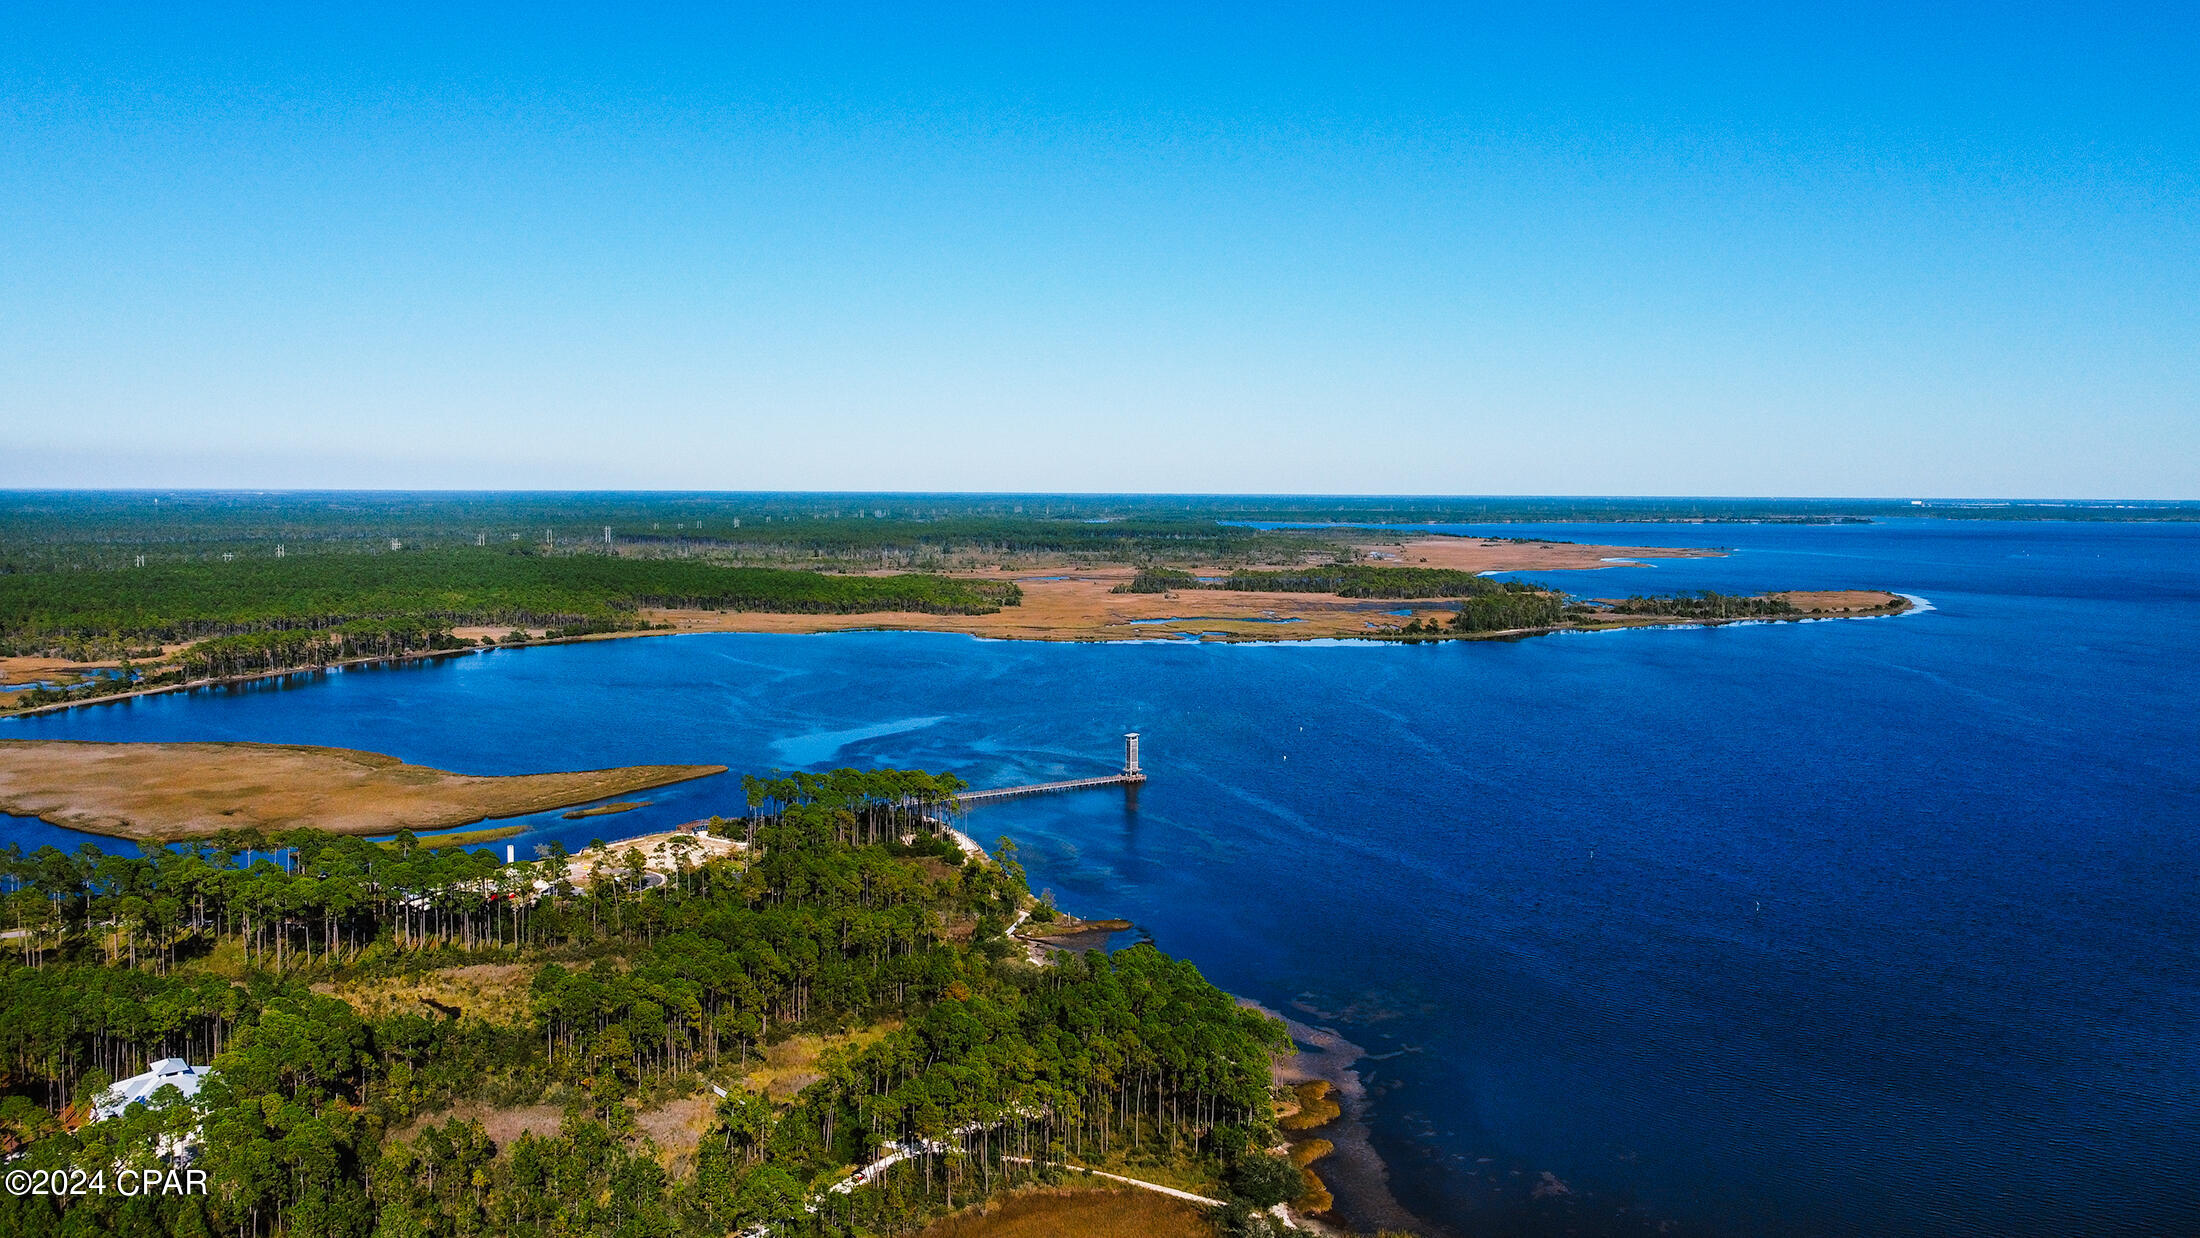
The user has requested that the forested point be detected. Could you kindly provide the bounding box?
[0,767,1298,1238]
[1381,589,1871,640]
[1605,592,1802,619]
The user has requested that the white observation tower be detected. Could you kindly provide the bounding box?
[1123,732,1141,776]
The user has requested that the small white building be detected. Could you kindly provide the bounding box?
[92,1058,208,1124]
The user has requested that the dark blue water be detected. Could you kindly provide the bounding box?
[7,520,2198,1236]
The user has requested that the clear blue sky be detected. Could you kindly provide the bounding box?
[4,4,2194,496]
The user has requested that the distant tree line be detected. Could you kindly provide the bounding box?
[0,553,1022,659]
[174,621,466,680]
[1606,591,1799,619]
[1112,568,1202,594]
[0,493,1366,577]
[14,491,2179,579]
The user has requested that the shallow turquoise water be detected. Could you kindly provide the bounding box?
[7,520,2197,1236]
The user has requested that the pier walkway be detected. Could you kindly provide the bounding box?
[955,771,1145,805]
[952,731,1147,806]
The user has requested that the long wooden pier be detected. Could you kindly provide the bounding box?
[955,732,1147,806]
[956,771,1145,806]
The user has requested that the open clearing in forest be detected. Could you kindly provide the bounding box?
[918,1185,1216,1238]
[740,1022,901,1101]
[634,1092,717,1174]
[390,1100,565,1148]
[0,739,726,841]
[313,963,537,1026]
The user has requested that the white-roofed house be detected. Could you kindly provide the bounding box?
[91,1058,208,1125]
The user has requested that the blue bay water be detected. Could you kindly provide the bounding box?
[6,520,2198,1235]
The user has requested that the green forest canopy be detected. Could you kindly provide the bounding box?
[0,767,1294,1237]
[5,490,2186,573]
[0,553,1021,651]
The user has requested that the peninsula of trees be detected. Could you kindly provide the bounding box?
[0,768,1303,1237]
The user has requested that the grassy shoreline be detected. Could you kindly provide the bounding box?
[0,590,1912,721]
[0,739,727,843]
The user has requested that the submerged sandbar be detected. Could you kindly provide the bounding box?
[0,740,725,843]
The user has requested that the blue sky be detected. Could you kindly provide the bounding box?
[4,4,2194,496]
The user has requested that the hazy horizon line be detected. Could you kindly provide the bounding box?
[5,488,2198,505]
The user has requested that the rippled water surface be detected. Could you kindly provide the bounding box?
[8,520,2198,1236]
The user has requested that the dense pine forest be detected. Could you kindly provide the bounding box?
[0,769,1295,1237]
[0,554,1022,660]
[0,493,1350,578]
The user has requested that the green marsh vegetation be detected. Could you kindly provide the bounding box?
[1214,566,1538,599]
[1118,565,1576,635]
[1117,565,1561,604]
